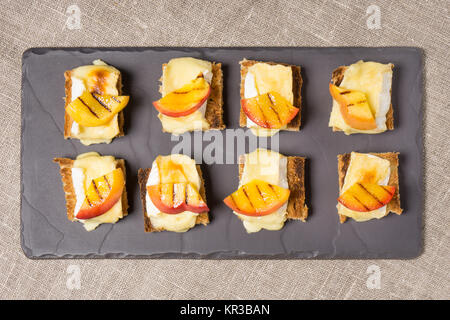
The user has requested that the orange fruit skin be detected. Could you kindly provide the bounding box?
[147,183,209,214]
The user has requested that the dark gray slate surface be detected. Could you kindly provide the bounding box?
[21,47,423,259]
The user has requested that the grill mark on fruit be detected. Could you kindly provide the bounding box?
[92,180,103,200]
[86,196,92,207]
[185,184,189,205]
[267,93,281,124]
[229,195,237,208]
[111,96,120,103]
[103,176,111,190]
[254,184,264,203]
[381,186,394,196]
[357,183,383,205]
[346,101,368,107]
[242,187,255,210]
[171,184,176,206]
[256,103,269,127]
[350,194,370,211]
[79,97,99,118]
[267,184,278,199]
[173,88,204,94]
[92,94,112,112]
[340,90,351,95]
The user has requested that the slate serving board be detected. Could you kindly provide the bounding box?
[21,47,423,259]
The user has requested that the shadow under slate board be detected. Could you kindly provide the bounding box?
[20,47,423,259]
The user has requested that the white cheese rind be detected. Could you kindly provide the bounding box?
[70,77,86,102]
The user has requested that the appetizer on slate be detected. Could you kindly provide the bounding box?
[337,152,402,223]
[64,59,130,145]
[329,60,394,134]
[239,59,302,137]
[138,154,210,232]
[153,57,225,134]
[54,152,128,231]
[223,148,308,233]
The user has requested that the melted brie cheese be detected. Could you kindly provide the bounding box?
[145,154,200,232]
[338,152,391,221]
[244,63,293,137]
[71,152,124,231]
[70,60,121,145]
[329,60,393,135]
[71,115,119,145]
[162,57,212,95]
[235,148,288,233]
[158,57,213,134]
[158,103,209,134]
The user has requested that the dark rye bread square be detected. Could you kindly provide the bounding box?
[137,166,210,232]
[53,157,128,222]
[238,155,308,222]
[337,152,402,223]
[159,62,225,131]
[331,64,394,132]
[63,68,125,139]
[239,59,303,130]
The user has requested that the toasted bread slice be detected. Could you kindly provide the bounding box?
[137,166,210,232]
[238,155,308,221]
[158,62,225,131]
[331,65,394,132]
[63,69,125,139]
[239,59,303,131]
[53,157,128,222]
[337,152,402,223]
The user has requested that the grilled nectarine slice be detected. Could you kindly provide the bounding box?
[67,91,129,127]
[338,183,395,212]
[329,83,377,130]
[223,179,290,216]
[77,168,125,219]
[153,77,211,117]
[242,92,299,129]
[148,182,209,214]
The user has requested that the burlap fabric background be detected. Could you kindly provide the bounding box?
[0,0,448,299]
